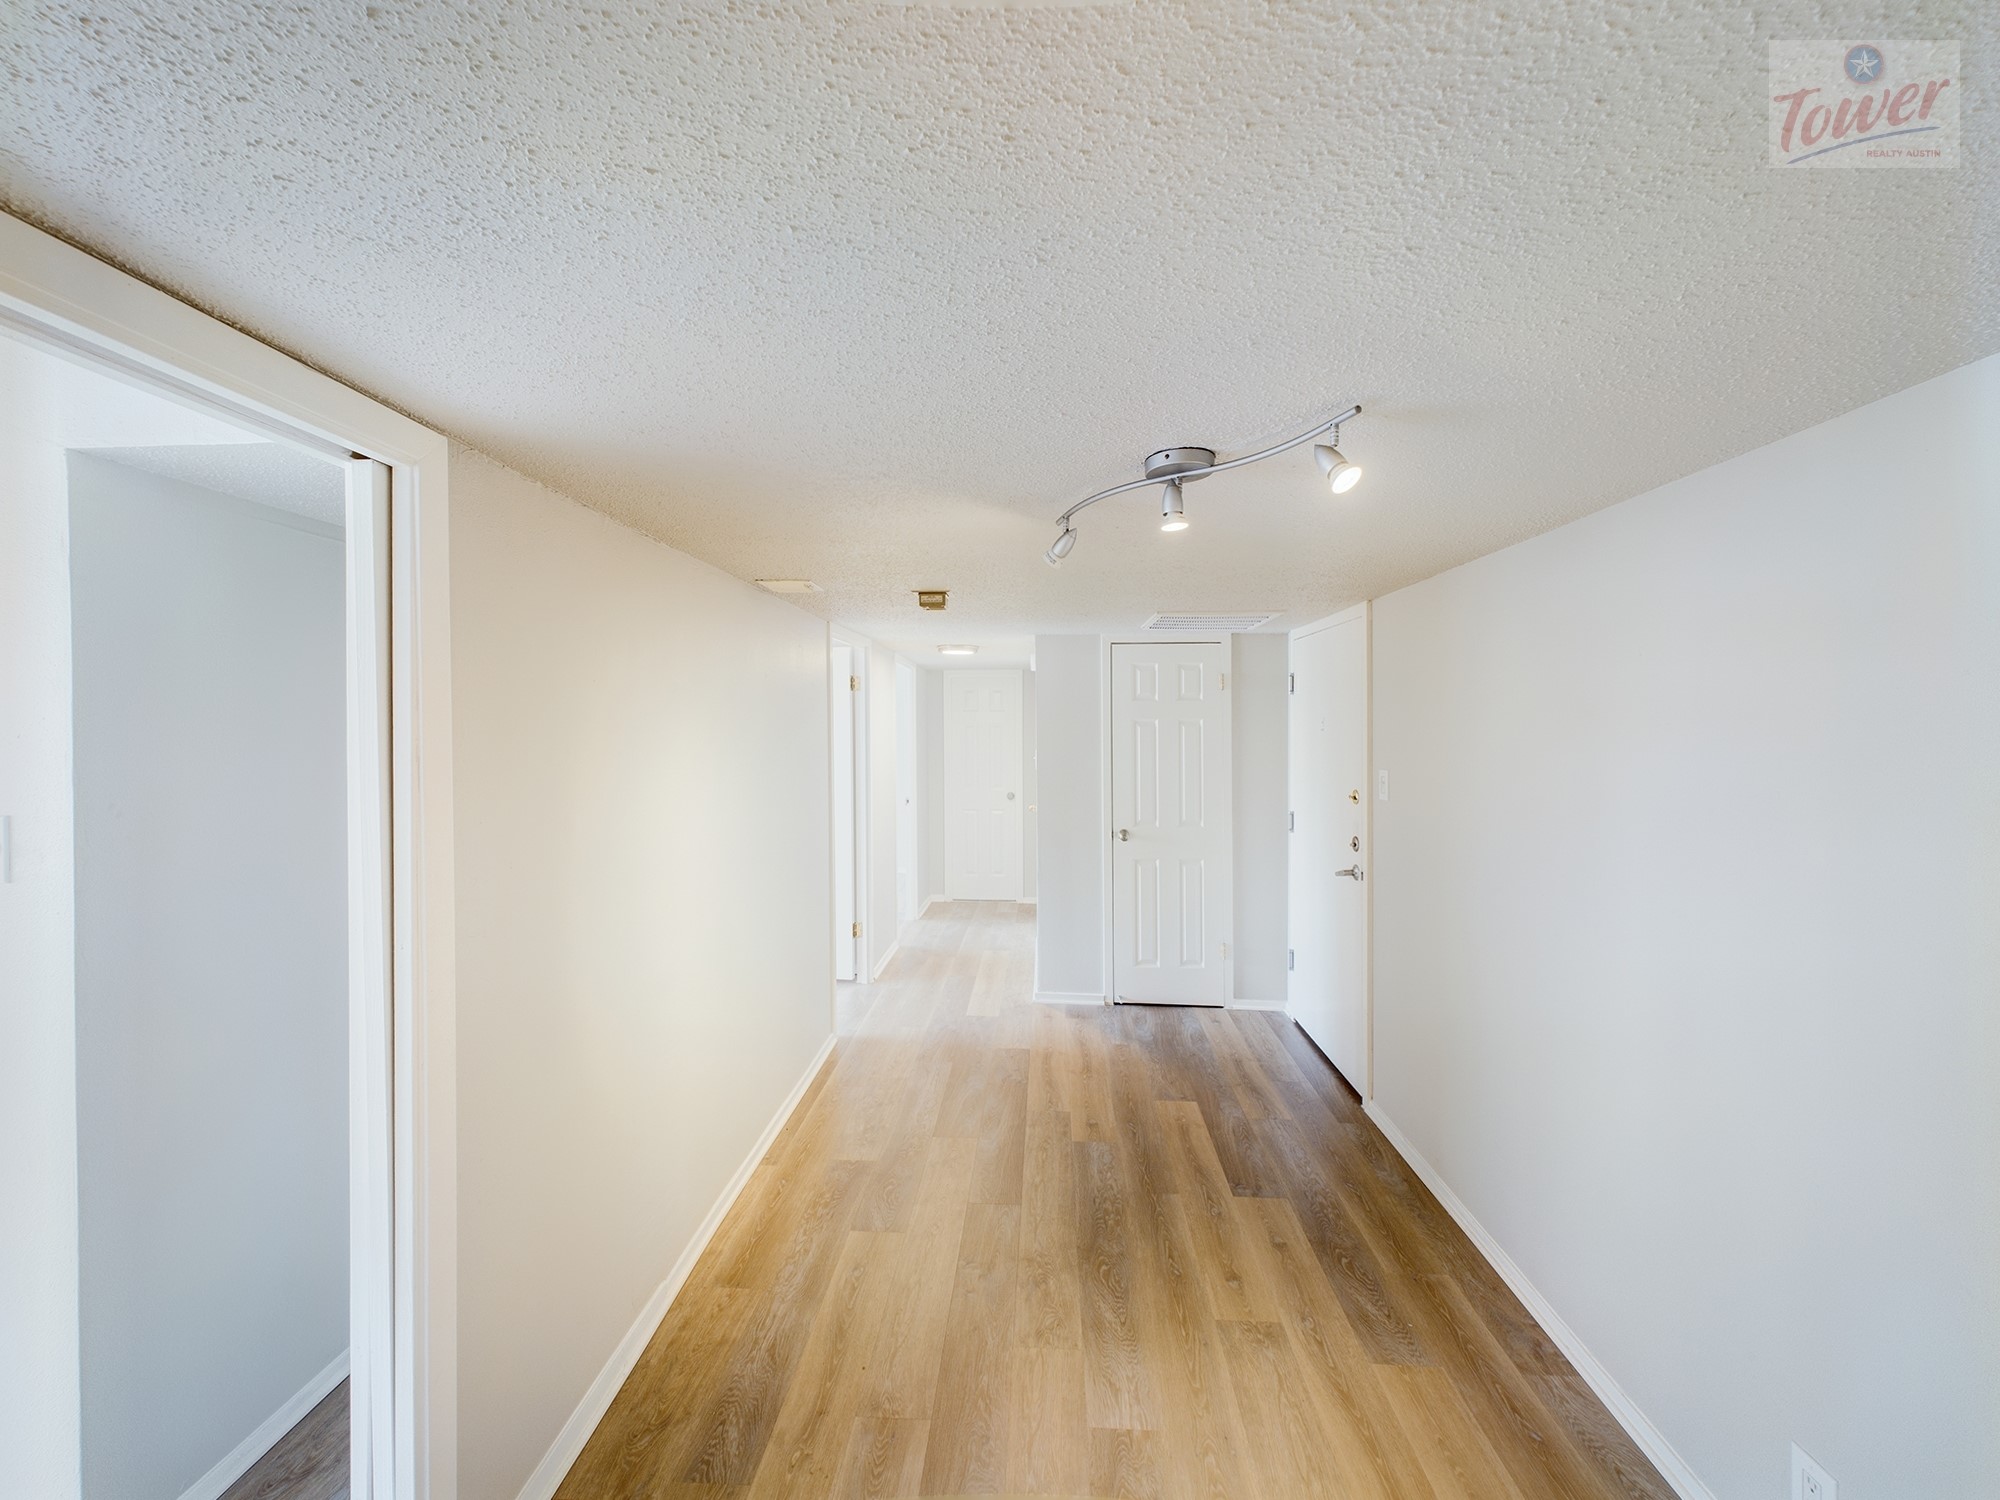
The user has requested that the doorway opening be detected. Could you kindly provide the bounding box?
[1,220,449,1500]
[4,329,362,1498]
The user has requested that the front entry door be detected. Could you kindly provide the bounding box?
[1287,612,1368,1089]
[1111,642,1231,1006]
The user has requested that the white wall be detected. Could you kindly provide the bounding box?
[1031,636,1105,996]
[449,447,833,1500]
[1231,632,1289,1004]
[1033,633,1290,1002]
[69,455,349,1499]
[1370,356,2000,1499]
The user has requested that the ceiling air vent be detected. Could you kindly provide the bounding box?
[1143,612,1278,633]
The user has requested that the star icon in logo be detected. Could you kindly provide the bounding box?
[1845,45,1884,83]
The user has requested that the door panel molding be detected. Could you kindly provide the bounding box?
[1107,640,1231,1006]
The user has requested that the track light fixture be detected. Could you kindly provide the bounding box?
[1314,424,1362,494]
[1042,404,1362,563]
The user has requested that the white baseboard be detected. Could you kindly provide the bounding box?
[1227,997,1288,1012]
[178,1350,349,1500]
[514,1031,841,1500]
[1032,990,1107,1006]
[921,894,949,914]
[871,937,901,979]
[1362,1101,1715,1500]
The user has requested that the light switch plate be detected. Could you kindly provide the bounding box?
[1791,1443,1835,1500]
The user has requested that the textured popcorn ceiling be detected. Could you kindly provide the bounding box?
[4,2,1994,646]
[84,444,347,527]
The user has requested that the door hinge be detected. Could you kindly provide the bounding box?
[849,674,858,691]
[1288,672,1295,694]
[1219,672,1226,690]
[1288,810,1295,832]
[851,921,861,938]
[1288,948,1295,971]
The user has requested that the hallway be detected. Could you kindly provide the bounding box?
[555,901,1671,1499]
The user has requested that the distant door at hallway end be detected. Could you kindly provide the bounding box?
[942,669,1023,900]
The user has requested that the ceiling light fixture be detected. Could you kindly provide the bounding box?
[938,644,978,655]
[1042,404,1362,563]
[1314,424,1363,494]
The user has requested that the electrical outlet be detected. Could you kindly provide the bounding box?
[1791,1444,1835,1500]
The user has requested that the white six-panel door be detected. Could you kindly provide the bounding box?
[1111,642,1231,1006]
[943,669,1023,899]
[1288,611,1368,1088]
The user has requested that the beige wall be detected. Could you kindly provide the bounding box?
[448,447,834,1499]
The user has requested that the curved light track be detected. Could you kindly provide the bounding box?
[1045,403,1362,563]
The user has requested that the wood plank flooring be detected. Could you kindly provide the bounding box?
[556,901,1671,1499]
[219,1378,347,1500]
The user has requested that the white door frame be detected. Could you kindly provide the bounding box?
[0,215,458,1499]
[829,629,871,982]
[1100,635,1234,1006]
[1288,603,1372,1097]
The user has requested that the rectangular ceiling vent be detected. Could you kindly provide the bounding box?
[1143,612,1278,633]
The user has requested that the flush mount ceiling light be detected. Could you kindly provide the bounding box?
[915,589,949,610]
[1043,404,1362,565]
[938,644,978,656]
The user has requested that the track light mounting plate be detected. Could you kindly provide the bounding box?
[1144,447,1217,481]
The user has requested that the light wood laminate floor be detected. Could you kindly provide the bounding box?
[556,901,1672,1499]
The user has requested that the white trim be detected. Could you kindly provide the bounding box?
[1362,1101,1716,1500]
[0,213,458,1500]
[922,894,949,914]
[1226,997,1288,1012]
[512,1031,840,1500]
[176,1351,350,1500]
[1033,990,1108,1006]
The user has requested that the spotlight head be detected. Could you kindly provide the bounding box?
[1044,526,1077,566]
[1159,479,1189,532]
[1315,444,1362,495]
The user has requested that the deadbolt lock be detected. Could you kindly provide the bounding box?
[1349,789,1360,804]
[1351,835,1360,852]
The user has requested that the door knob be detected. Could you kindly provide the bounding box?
[1336,865,1364,880]
[1116,829,1130,841]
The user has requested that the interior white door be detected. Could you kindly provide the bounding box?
[831,644,858,981]
[942,669,1022,899]
[1111,642,1231,1006]
[1287,613,1368,1088]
